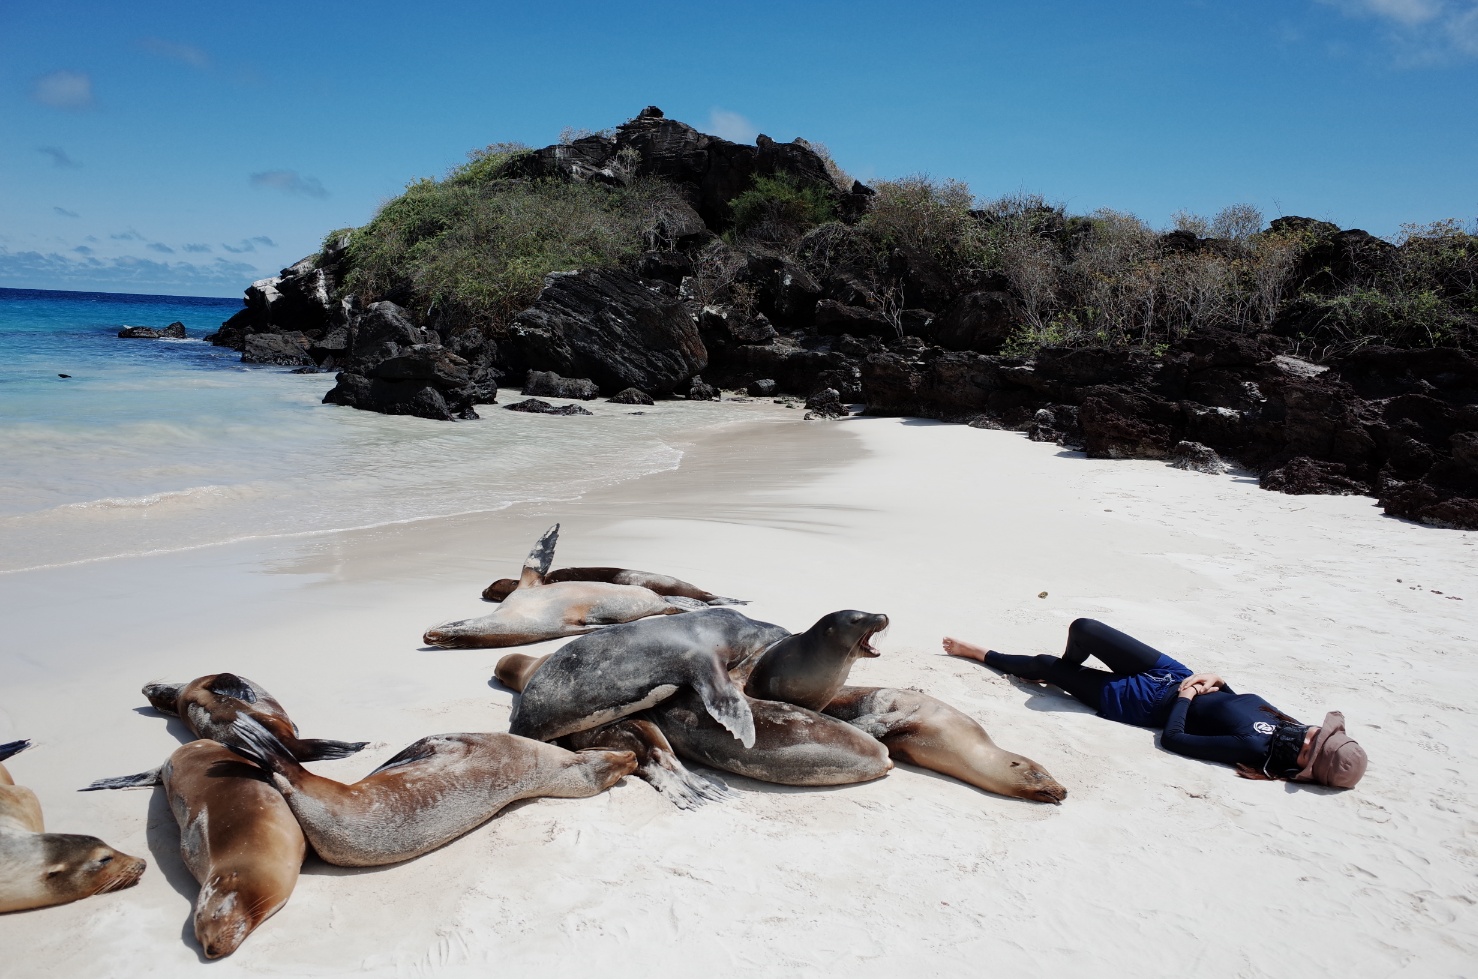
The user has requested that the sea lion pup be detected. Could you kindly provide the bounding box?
[84,741,305,957]
[218,714,637,867]
[494,654,730,809]
[823,688,1068,804]
[507,607,792,747]
[649,692,893,786]
[743,610,889,710]
[143,673,368,762]
[0,741,146,914]
[483,568,746,606]
[425,524,711,649]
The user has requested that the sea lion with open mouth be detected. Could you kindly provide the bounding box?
[822,687,1068,803]
[84,740,305,957]
[142,673,368,762]
[425,524,712,649]
[505,606,791,747]
[0,741,146,914]
[742,610,889,710]
[216,714,636,867]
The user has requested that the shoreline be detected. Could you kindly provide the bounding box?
[2,415,1474,977]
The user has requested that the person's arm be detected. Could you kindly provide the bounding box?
[1160,692,1257,764]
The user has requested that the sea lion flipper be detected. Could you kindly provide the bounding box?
[0,739,31,763]
[205,673,259,704]
[218,714,298,776]
[81,767,163,791]
[295,739,371,762]
[517,524,560,589]
[367,737,441,775]
[696,681,756,748]
[665,596,710,612]
[704,596,749,607]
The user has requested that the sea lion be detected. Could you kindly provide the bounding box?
[84,741,305,957]
[494,654,730,809]
[506,607,791,746]
[143,673,368,762]
[0,741,147,914]
[823,687,1068,803]
[742,610,889,710]
[649,692,893,786]
[218,714,636,867]
[483,567,746,606]
[425,524,711,649]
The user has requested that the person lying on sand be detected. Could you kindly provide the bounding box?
[943,618,1367,789]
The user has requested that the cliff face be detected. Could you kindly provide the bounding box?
[207,106,1478,529]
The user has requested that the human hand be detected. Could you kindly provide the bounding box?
[1179,673,1224,696]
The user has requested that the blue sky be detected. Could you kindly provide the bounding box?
[2,0,1475,297]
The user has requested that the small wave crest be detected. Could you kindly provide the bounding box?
[48,483,271,516]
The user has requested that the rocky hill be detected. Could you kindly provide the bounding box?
[205,106,1478,530]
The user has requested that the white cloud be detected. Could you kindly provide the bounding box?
[139,37,210,68]
[1317,0,1478,58]
[249,170,329,198]
[54,207,79,218]
[707,108,759,143]
[147,242,175,254]
[0,247,262,296]
[31,70,94,110]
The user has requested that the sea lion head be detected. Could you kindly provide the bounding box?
[38,835,147,903]
[1003,753,1069,804]
[194,870,276,959]
[575,749,640,792]
[142,681,185,715]
[422,620,479,648]
[481,578,518,602]
[814,609,889,660]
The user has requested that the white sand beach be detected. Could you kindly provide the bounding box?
[1,413,1474,977]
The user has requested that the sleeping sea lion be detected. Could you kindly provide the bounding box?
[0,741,146,913]
[506,607,791,747]
[425,524,711,649]
[483,567,746,606]
[823,687,1067,804]
[494,653,730,809]
[649,692,892,786]
[143,673,368,762]
[742,610,888,710]
[84,741,305,957]
[218,714,636,867]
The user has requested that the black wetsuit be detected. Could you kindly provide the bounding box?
[986,618,1297,769]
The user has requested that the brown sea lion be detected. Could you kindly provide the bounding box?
[84,741,305,957]
[483,567,745,606]
[506,607,791,746]
[218,714,636,867]
[425,524,711,649]
[0,741,146,914]
[742,610,889,710]
[823,687,1068,804]
[143,673,367,762]
[494,654,730,809]
[648,691,893,786]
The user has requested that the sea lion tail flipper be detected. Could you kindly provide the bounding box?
[204,673,258,704]
[295,738,371,762]
[665,596,710,612]
[218,714,300,776]
[704,596,749,606]
[696,683,756,748]
[518,523,560,588]
[82,767,162,791]
[639,755,733,810]
[0,739,31,763]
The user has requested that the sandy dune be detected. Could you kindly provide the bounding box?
[1,415,1474,977]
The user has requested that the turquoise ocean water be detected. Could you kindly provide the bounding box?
[0,287,743,574]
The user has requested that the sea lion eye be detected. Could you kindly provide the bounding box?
[95,855,113,866]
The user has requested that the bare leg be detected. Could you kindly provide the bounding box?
[942,637,991,663]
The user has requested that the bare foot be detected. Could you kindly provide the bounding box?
[942,636,990,662]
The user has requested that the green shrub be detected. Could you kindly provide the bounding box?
[444,142,533,186]
[730,173,836,244]
[342,174,681,329]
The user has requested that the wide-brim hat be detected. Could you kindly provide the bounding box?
[1295,711,1367,789]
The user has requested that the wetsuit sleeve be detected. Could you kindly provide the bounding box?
[1160,696,1255,764]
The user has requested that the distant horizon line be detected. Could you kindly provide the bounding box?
[0,284,244,304]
